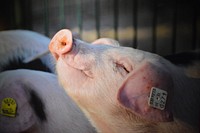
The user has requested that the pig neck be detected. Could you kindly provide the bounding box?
[80,101,158,133]
[77,101,118,133]
[87,110,198,133]
[84,100,198,133]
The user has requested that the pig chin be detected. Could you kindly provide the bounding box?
[56,56,89,91]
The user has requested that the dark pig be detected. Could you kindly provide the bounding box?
[49,29,200,133]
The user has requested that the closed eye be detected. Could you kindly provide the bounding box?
[114,62,130,77]
[81,69,94,78]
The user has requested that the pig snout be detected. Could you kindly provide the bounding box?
[49,29,73,60]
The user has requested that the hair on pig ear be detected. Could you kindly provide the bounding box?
[92,38,120,46]
[117,62,174,122]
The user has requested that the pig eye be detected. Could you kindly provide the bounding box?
[115,62,130,76]
[82,70,93,78]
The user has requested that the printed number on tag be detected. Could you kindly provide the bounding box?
[148,87,167,110]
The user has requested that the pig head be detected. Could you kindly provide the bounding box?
[49,29,200,133]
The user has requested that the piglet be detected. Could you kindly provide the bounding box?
[49,29,200,133]
[0,69,96,133]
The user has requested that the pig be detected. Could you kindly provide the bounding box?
[49,29,200,133]
[0,30,54,72]
[0,69,96,133]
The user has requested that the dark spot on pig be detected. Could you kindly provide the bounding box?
[142,76,146,80]
[29,89,47,122]
[2,58,51,72]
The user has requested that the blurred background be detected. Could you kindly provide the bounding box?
[0,0,199,56]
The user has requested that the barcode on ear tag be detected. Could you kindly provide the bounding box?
[148,87,167,110]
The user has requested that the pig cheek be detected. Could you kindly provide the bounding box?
[56,59,88,90]
[119,73,151,112]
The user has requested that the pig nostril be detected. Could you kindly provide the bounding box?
[57,41,68,52]
[49,29,73,56]
[61,42,66,46]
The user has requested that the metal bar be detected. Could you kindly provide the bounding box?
[133,0,138,48]
[152,0,157,53]
[95,0,100,39]
[113,0,119,40]
[59,0,65,29]
[14,0,21,28]
[192,0,197,50]
[28,0,33,30]
[43,0,49,36]
[76,0,83,38]
[172,0,177,54]
[22,0,33,30]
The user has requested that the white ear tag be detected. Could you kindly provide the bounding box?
[148,87,168,110]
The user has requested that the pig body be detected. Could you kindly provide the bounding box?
[0,69,96,133]
[49,29,200,133]
[0,30,54,72]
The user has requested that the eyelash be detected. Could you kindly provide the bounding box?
[81,70,94,78]
[116,63,129,73]
[113,62,130,77]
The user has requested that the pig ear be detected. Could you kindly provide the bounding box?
[92,38,120,46]
[117,62,174,122]
[23,49,50,63]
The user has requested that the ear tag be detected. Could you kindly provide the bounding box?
[148,87,167,110]
[1,98,17,117]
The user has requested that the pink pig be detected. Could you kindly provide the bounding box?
[49,29,200,133]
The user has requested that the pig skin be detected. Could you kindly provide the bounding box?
[49,29,200,133]
[0,30,54,72]
[0,69,96,133]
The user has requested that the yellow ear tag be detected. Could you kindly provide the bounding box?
[1,98,17,117]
